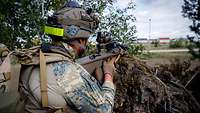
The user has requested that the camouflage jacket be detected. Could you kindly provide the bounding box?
[19,44,115,113]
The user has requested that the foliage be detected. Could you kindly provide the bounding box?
[169,39,186,48]
[78,0,113,15]
[182,0,200,59]
[99,1,137,45]
[128,44,145,55]
[0,0,137,54]
[151,39,159,47]
[79,0,137,52]
[187,36,200,58]
[78,0,137,55]
[84,41,96,56]
[0,0,66,50]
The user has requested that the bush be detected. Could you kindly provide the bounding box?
[169,39,187,48]
[84,42,96,56]
[128,44,145,55]
[151,40,159,47]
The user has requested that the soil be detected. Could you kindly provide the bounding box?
[113,55,200,113]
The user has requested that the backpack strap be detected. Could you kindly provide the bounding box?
[0,53,22,111]
[39,50,48,107]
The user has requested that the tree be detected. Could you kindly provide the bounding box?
[0,0,65,50]
[182,0,200,59]
[79,0,137,54]
[77,0,136,45]
[99,1,137,45]
[0,0,137,53]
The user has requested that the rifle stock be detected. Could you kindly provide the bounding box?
[76,52,117,84]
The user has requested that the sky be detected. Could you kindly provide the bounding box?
[116,0,193,39]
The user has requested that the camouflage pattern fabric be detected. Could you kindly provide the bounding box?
[55,61,115,113]
[0,43,9,64]
[19,46,115,113]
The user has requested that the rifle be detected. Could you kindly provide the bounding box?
[76,31,128,84]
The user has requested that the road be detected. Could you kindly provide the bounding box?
[144,49,198,53]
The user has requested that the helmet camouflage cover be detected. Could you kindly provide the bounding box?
[45,1,99,41]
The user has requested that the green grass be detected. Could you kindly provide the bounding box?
[137,52,192,60]
[139,52,200,68]
[142,43,170,50]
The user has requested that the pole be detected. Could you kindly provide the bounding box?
[149,19,151,43]
[146,19,151,51]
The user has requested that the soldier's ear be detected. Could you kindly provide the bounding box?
[79,39,88,45]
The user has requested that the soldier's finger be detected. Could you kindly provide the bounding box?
[105,57,112,62]
[110,56,117,63]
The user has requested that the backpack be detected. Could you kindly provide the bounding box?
[0,47,70,113]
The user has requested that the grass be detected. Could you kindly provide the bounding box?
[136,52,196,67]
[150,52,191,59]
[137,52,192,60]
[143,43,170,50]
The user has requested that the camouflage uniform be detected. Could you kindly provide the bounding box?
[19,1,115,112]
[19,45,115,113]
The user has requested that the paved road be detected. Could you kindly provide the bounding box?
[144,49,198,53]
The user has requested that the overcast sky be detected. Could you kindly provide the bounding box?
[116,0,193,39]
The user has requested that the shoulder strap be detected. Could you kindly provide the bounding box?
[39,50,48,107]
[0,53,21,92]
[0,53,22,111]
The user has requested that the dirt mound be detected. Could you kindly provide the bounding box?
[113,55,200,113]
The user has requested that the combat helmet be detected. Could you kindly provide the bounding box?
[44,1,99,41]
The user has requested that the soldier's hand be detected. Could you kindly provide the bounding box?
[103,56,117,81]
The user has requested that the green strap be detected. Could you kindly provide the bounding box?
[44,26,64,37]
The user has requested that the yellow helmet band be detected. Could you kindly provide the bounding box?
[44,26,64,37]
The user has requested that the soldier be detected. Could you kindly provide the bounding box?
[19,1,116,113]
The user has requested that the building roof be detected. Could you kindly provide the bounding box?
[159,37,170,40]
